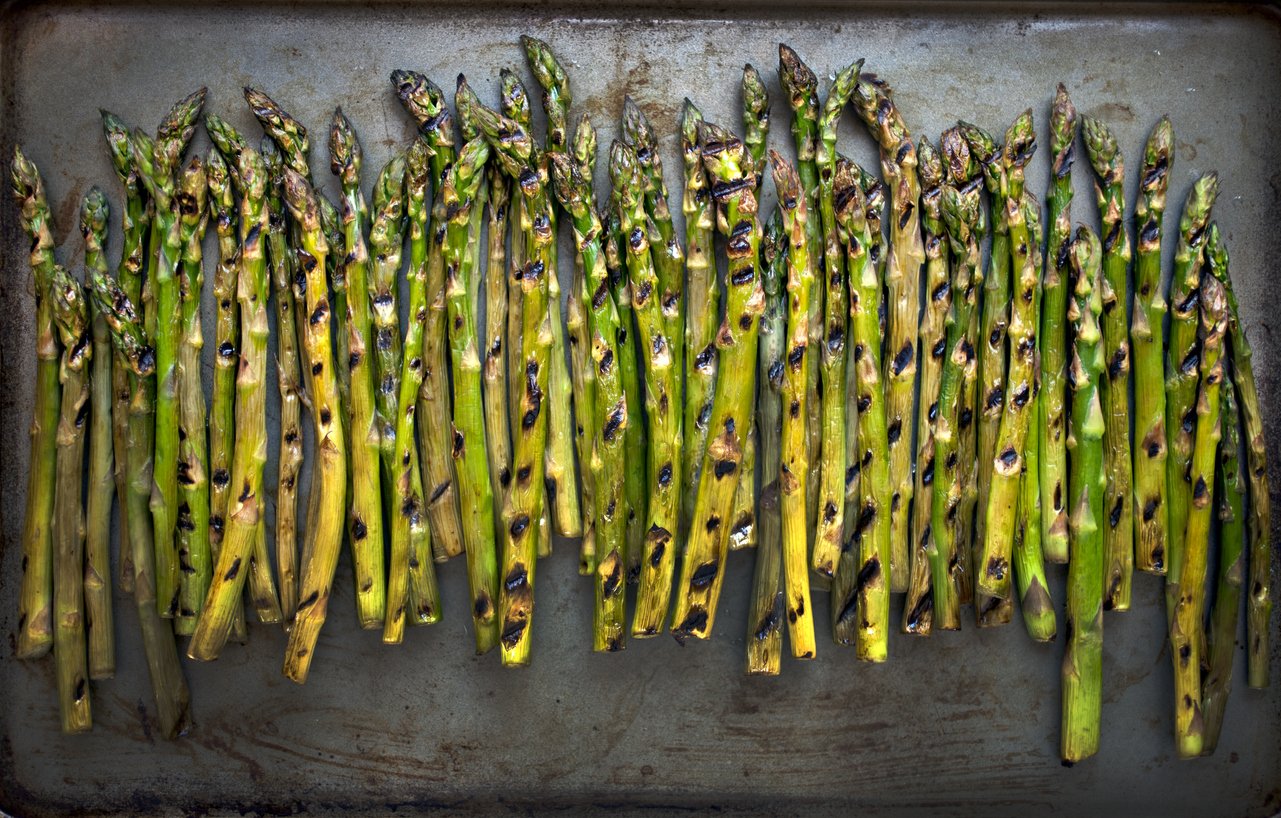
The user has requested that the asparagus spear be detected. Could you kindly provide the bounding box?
[852,72,925,592]
[1202,352,1245,753]
[189,143,278,661]
[45,264,92,732]
[905,136,951,635]
[1082,116,1135,611]
[522,40,581,542]
[566,122,598,575]
[328,110,389,633]
[671,121,764,642]
[399,136,442,628]
[811,60,862,580]
[551,145,634,643]
[483,161,514,531]
[728,67,769,551]
[88,251,190,737]
[1062,226,1105,765]
[976,111,1036,623]
[830,159,891,661]
[173,156,211,634]
[80,189,116,679]
[680,98,717,543]
[1041,85,1076,565]
[772,152,817,659]
[280,168,349,683]
[1165,174,1219,627]
[747,207,787,675]
[1211,232,1272,689]
[391,69,468,563]
[440,116,502,655]
[262,138,305,627]
[927,176,982,633]
[777,45,824,544]
[369,151,407,489]
[101,113,143,596]
[1014,194,1055,642]
[959,121,1007,613]
[1169,266,1227,759]
[1133,117,1174,575]
[464,91,553,665]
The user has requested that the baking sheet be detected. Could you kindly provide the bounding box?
[1,1,1280,815]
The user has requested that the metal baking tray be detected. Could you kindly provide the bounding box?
[2,1,1279,815]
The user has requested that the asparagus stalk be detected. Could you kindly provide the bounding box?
[439,109,503,654]
[671,121,764,642]
[88,251,190,737]
[483,162,514,530]
[1081,116,1135,611]
[501,69,534,453]
[1133,116,1174,575]
[566,123,598,575]
[465,91,553,665]
[280,169,349,683]
[680,98,717,542]
[905,136,951,634]
[46,265,93,732]
[173,157,211,634]
[1169,266,1227,759]
[852,72,924,593]
[811,60,861,580]
[81,189,116,678]
[777,45,824,545]
[747,207,787,675]
[1202,352,1245,753]
[1041,85,1077,565]
[1062,226,1105,765]
[391,69,468,563]
[1014,194,1055,642]
[202,145,248,643]
[262,138,305,627]
[830,159,891,661]
[927,176,983,633]
[101,113,143,596]
[772,152,817,659]
[522,40,581,543]
[551,144,634,643]
[1165,174,1220,626]
[976,111,1036,623]
[369,151,407,489]
[1211,232,1273,689]
[727,67,769,551]
[189,143,277,661]
[328,110,390,633]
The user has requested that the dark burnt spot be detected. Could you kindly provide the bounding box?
[887,418,902,445]
[1193,476,1208,501]
[690,561,719,589]
[352,517,368,540]
[705,514,722,533]
[1012,385,1030,408]
[739,313,753,331]
[501,618,528,647]
[504,564,529,593]
[320,407,332,425]
[985,388,1004,412]
[731,266,755,286]
[509,514,530,539]
[599,349,614,375]
[1143,497,1158,522]
[855,555,882,594]
[218,341,236,359]
[858,395,871,413]
[224,558,242,581]
[714,459,737,479]
[673,607,709,642]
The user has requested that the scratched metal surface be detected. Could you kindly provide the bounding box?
[1,1,1280,815]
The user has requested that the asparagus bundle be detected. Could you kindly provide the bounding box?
[1168,262,1227,760]
[831,159,891,661]
[1164,174,1219,627]
[1040,85,1077,565]
[328,110,389,634]
[976,111,1035,624]
[852,72,925,592]
[262,137,305,627]
[1062,226,1105,765]
[772,152,817,659]
[1082,116,1135,611]
[905,136,951,635]
[811,60,861,580]
[391,69,468,563]
[746,208,787,674]
[1211,230,1272,689]
[928,175,982,633]
[174,157,211,633]
[45,264,92,733]
[671,121,764,642]
[777,45,824,544]
[1132,117,1174,575]
[280,168,349,683]
[80,189,116,679]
